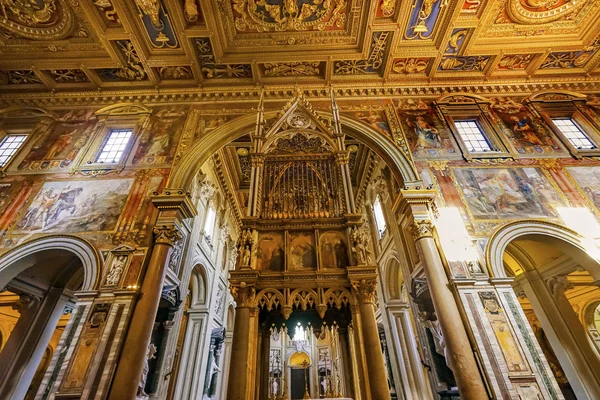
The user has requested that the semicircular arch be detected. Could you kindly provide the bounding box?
[486,221,588,279]
[0,235,101,291]
[168,111,420,193]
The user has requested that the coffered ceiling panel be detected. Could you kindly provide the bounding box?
[0,0,599,93]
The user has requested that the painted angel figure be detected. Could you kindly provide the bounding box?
[407,116,442,149]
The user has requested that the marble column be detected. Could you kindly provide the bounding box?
[108,226,182,399]
[0,288,69,399]
[349,306,368,400]
[521,272,600,399]
[411,219,488,399]
[226,283,259,400]
[352,279,392,400]
[109,190,195,400]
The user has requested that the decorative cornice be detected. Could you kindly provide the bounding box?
[2,81,600,108]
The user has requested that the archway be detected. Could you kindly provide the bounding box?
[488,222,600,400]
[0,235,99,400]
[168,110,420,194]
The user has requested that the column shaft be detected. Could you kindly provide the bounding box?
[416,233,488,399]
[109,226,181,400]
[360,301,391,400]
[226,305,258,399]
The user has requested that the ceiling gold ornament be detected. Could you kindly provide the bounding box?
[193,37,252,79]
[392,58,429,74]
[0,69,42,85]
[379,0,395,17]
[227,0,348,32]
[263,61,321,77]
[334,31,390,75]
[158,66,193,80]
[506,0,588,25]
[96,40,147,81]
[93,0,120,25]
[497,54,533,70]
[48,69,89,83]
[0,0,76,40]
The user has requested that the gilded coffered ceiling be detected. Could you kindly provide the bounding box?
[0,0,599,95]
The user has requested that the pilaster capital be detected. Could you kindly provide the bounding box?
[410,220,435,239]
[351,278,378,305]
[372,175,389,201]
[546,275,573,298]
[12,293,40,314]
[230,281,256,307]
[153,225,183,247]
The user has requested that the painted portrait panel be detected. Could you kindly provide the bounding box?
[319,230,349,269]
[15,178,134,233]
[18,110,97,171]
[132,107,187,166]
[566,166,600,210]
[493,109,563,155]
[454,167,563,220]
[288,231,317,271]
[396,101,458,158]
[256,231,285,272]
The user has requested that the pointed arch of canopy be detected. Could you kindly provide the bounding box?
[168,111,420,192]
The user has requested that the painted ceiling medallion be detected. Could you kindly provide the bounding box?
[506,0,588,24]
[229,0,348,32]
[0,0,76,40]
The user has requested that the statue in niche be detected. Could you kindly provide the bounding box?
[138,343,157,397]
[351,226,372,265]
[105,255,127,286]
[241,245,251,267]
[272,378,279,397]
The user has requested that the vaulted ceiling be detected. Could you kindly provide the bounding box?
[1,0,600,94]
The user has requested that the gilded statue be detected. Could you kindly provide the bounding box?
[351,225,372,265]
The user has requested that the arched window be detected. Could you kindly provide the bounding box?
[373,196,386,239]
[204,206,216,239]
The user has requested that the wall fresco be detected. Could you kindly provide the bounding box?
[453,167,563,220]
[15,178,133,233]
[132,107,187,166]
[18,110,97,171]
[396,100,458,158]
[565,166,600,210]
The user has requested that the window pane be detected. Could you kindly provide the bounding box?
[204,207,216,237]
[455,120,492,152]
[373,197,387,239]
[96,129,133,163]
[0,135,27,167]
[552,118,595,150]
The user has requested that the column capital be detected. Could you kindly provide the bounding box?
[230,282,256,307]
[153,225,183,247]
[351,278,378,305]
[410,220,435,240]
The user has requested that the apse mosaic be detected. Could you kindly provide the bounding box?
[15,178,134,233]
[453,167,564,220]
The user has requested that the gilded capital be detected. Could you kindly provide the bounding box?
[153,225,183,246]
[546,275,573,298]
[411,220,434,239]
[230,281,256,307]
[335,151,350,166]
[351,279,378,304]
[251,153,265,168]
